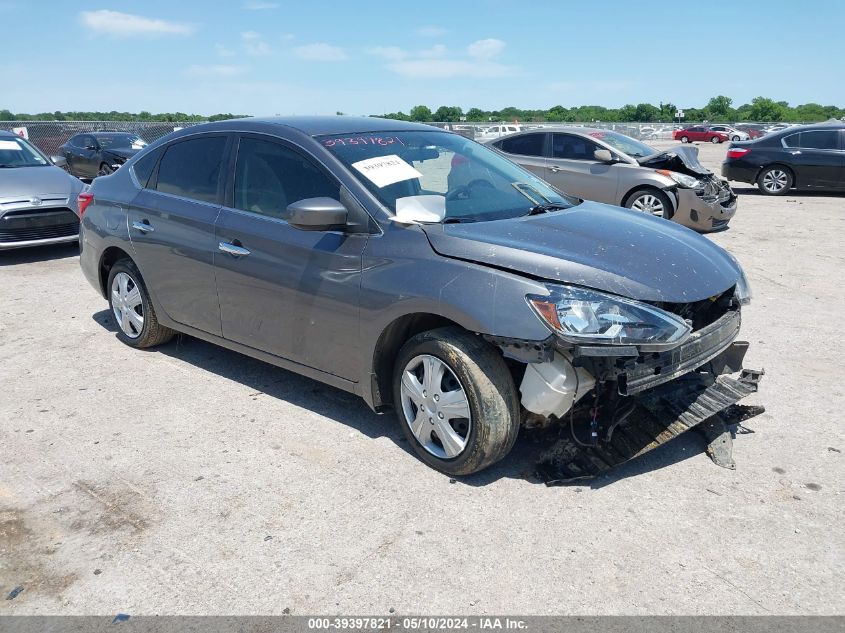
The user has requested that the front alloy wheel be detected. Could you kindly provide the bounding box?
[400,354,472,459]
[626,189,671,219]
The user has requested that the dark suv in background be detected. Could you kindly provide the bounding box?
[79,117,757,476]
[722,123,845,195]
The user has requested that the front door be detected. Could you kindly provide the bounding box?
[783,129,845,188]
[213,135,367,380]
[127,133,230,336]
[544,133,620,203]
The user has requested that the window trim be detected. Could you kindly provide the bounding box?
[148,132,233,206]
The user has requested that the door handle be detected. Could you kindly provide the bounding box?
[789,150,802,155]
[131,220,154,233]
[550,165,562,173]
[218,241,251,257]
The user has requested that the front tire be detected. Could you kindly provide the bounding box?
[393,327,520,476]
[757,165,793,195]
[107,259,175,348]
[624,188,672,219]
[680,135,690,143]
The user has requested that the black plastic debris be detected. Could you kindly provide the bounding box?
[536,373,764,485]
[6,585,23,600]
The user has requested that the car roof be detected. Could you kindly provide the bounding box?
[185,116,439,137]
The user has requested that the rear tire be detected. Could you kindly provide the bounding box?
[623,188,672,219]
[756,165,793,196]
[392,327,520,476]
[731,135,741,141]
[107,259,175,348]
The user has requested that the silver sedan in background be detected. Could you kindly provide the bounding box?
[486,127,737,232]
[0,131,83,249]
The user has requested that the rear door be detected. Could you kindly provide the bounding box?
[782,130,844,188]
[127,133,230,335]
[213,134,367,379]
[493,132,547,179]
[545,133,619,203]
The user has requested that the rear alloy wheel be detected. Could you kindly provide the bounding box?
[710,136,721,144]
[98,162,114,177]
[107,259,175,348]
[757,166,793,196]
[625,188,672,219]
[393,327,520,476]
[680,135,690,143]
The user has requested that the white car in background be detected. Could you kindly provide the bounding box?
[477,124,522,141]
[708,125,749,141]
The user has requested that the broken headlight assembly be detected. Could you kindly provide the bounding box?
[527,286,691,351]
[656,169,701,189]
[734,268,752,305]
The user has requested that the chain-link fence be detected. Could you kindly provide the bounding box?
[1,119,783,156]
[0,121,203,156]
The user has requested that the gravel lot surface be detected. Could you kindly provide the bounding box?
[1,141,843,615]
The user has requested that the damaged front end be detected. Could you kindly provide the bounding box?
[641,145,737,232]
[489,281,764,484]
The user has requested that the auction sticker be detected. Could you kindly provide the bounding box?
[351,154,422,188]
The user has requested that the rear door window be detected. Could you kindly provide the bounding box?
[551,134,601,161]
[498,133,546,157]
[154,136,227,204]
[132,148,162,188]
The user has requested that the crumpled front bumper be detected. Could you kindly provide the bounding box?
[671,178,737,232]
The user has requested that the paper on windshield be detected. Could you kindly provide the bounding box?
[394,195,446,223]
[351,154,422,188]
[0,140,23,150]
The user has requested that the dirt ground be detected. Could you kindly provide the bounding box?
[1,140,843,615]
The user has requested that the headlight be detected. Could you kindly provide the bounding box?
[657,169,701,189]
[527,286,692,350]
[734,269,752,305]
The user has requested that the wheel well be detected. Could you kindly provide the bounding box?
[99,246,132,295]
[370,313,464,411]
[758,163,795,180]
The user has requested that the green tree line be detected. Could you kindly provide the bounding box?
[380,96,845,123]
[0,110,248,122]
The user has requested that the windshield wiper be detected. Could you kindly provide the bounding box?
[442,217,476,224]
[525,202,570,216]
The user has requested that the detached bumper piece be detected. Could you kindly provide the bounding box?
[536,366,764,485]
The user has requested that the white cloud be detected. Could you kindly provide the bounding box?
[242,31,271,56]
[79,10,194,37]
[243,1,279,8]
[387,59,514,79]
[215,43,236,58]
[368,46,407,61]
[419,44,448,58]
[467,38,505,59]
[294,43,348,62]
[186,65,247,77]
[416,26,447,37]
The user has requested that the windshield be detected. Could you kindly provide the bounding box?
[0,136,49,167]
[587,131,657,159]
[97,134,148,149]
[321,130,574,223]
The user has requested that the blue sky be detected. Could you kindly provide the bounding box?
[2,0,844,115]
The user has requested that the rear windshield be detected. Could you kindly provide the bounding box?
[0,136,49,167]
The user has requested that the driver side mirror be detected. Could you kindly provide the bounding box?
[593,149,615,163]
[86,144,99,151]
[50,155,68,168]
[287,197,348,232]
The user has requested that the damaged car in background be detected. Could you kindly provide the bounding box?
[488,128,737,232]
[59,132,148,179]
[79,117,762,481]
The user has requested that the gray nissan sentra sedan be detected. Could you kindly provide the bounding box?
[79,117,757,476]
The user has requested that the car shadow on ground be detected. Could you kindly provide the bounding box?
[91,309,714,489]
[733,185,845,198]
[0,242,78,266]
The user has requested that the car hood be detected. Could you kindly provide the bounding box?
[102,148,139,160]
[420,202,741,303]
[637,145,711,177]
[0,165,83,198]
